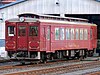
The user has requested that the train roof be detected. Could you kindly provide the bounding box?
[6,17,97,26]
[18,13,89,22]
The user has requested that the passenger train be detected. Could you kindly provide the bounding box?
[5,13,97,62]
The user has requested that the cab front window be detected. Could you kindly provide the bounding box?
[8,26,15,36]
[29,26,38,36]
[18,26,26,36]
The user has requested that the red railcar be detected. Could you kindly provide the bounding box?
[5,14,97,61]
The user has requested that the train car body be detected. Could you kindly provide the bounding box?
[5,14,97,61]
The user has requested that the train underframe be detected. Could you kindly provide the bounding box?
[7,49,95,63]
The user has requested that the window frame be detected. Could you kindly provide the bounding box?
[80,28,84,40]
[29,26,38,36]
[18,26,26,36]
[90,29,92,40]
[84,29,88,40]
[55,28,60,40]
[46,27,50,40]
[66,28,71,40]
[60,28,65,40]
[75,28,79,40]
[71,28,74,40]
[8,26,15,36]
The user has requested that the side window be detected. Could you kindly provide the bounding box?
[80,29,83,40]
[29,26,38,36]
[60,28,65,40]
[90,29,92,40]
[66,28,70,40]
[8,26,15,36]
[71,28,74,40]
[75,28,79,40]
[18,26,26,36]
[47,27,50,40]
[55,28,59,40]
[84,29,88,40]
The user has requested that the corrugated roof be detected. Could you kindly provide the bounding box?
[0,0,27,9]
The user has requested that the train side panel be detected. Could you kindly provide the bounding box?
[51,24,90,52]
[39,22,95,53]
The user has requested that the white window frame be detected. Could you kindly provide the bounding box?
[80,28,83,40]
[55,28,60,40]
[66,28,70,40]
[75,28,79,40]
[60,28,65,40]
[84,29,88,40]
[71,28,74,40]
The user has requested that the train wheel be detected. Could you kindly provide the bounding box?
[40,52,47,63]
[88,50,94,57]
[20,60,25,65]
[75,50,80,59]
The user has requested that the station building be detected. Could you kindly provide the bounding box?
[0,0,100,57]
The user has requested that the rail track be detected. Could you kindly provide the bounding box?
[0,60,99,75]
[86,71,100,75]
[0,59,80,75]
[0,59,79,71]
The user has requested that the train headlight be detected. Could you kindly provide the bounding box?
[19,17,25,22]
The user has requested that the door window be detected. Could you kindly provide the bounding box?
[8,26,15,36]
[29,26,38,36]
[46,27,50,40]
[90,29,92,40]
[18,26,26,36]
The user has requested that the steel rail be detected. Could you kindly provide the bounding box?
[5,61,100,75]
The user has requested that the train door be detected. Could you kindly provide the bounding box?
[28,25,39,51]
[17,23,28,50]
[90,26,97,48]
[45,26,51,52]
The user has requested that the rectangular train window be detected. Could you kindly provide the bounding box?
[71,28,74,40]
[75,28,79,40]
[8,26,15,36]
[80,29,83,40]
[90,29,92,40]
[66,28,70,40]
[18,26,26,36]
[84,29,88,40]
[60,28,65,40]
[29,26,38,36]
[46,27,50,40]
[55,28,59,40]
